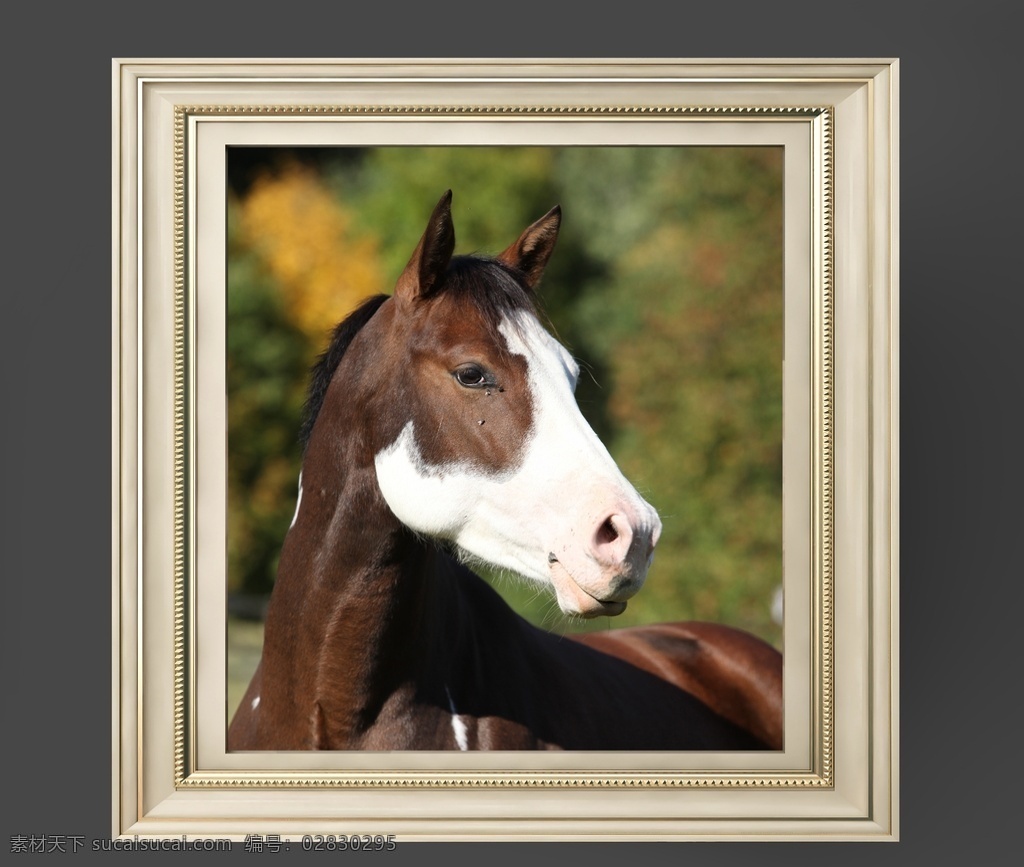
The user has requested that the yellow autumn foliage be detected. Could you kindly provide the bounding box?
[239,162,384,339]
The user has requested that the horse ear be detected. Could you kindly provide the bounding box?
[498,205,561,289]
[394,190,456,305]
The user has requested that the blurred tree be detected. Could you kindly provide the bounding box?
[226,199,309,596]
[240,160,385,341]
[557,148,784,641]
[324,147,559,279]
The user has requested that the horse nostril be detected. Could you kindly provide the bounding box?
[596,516,619,546]
[592,513,634,567]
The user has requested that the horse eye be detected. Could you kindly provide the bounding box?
[454,365,488,388]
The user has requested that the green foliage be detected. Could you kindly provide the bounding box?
[226,146,784,646]
[564,148,785,644]
[325,147,559,279]
[226,201,310,594]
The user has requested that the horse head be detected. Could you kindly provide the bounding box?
[308,191,662,618]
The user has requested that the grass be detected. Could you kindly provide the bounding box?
[227,617,264,722]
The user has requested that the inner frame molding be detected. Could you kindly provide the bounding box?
[177,104,832,790]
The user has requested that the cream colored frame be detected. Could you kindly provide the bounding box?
[112,59,898,841]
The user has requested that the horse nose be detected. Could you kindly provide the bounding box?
[591,512,655,572]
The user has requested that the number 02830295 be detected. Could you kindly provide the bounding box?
[301,835,397,851]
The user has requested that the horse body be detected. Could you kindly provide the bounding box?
[228,192,782,752]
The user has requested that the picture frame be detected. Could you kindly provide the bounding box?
[112,58,898,841]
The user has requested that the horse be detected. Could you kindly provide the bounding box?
[227,191,783,751]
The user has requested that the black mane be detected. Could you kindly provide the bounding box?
[299,256,536,451]
[299,293,389,449]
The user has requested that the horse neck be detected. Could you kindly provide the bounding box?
[258,433,463,747]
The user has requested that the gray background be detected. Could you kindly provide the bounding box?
[2,1,1018,863]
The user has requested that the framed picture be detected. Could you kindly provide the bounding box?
[112,58,898,840]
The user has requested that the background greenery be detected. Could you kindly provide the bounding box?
[226,146,784,711]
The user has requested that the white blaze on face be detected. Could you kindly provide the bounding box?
[374,311,661,614]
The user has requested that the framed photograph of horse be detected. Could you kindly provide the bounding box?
[112,59,898,840]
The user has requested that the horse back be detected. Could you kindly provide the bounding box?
[573,622,783,749]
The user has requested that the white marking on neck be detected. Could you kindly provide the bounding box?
[251,695,260,711]
[445,686,469,751]
[289,472,303,529]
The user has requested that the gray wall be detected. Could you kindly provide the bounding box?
[3,2,1017,862]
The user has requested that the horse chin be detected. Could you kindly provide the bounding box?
[548,559,631,619]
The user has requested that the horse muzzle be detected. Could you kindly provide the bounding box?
[547,506,662,618]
